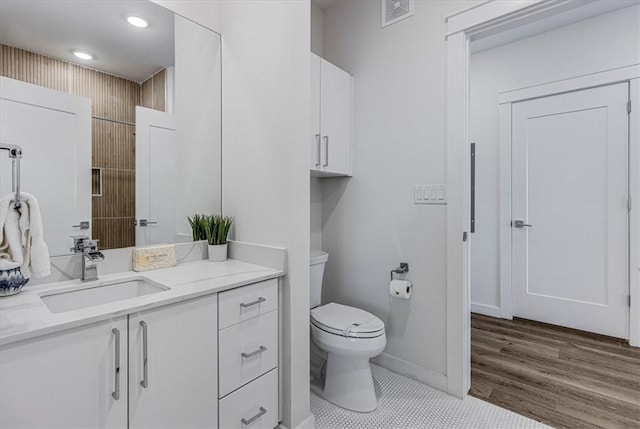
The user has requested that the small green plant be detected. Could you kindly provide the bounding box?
[187,214,207,241]
[204,215,234,246]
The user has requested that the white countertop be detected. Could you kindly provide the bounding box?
[0,259,283,346]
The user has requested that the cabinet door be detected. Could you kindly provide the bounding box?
[0,317,128,428]
[320,59,352,175]
[311,53,322,170]
[129,294,218,429]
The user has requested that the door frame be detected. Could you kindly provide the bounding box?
[497,67,640,337]
[445,0,640,398]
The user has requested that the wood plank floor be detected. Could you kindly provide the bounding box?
[470,313,640,429]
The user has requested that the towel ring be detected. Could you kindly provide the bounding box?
[1,144,23,209]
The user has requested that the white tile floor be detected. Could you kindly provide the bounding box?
[311,364,550,429]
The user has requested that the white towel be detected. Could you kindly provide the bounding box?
[0,193,50,278]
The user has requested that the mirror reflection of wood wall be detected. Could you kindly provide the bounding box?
[0,44,166,249]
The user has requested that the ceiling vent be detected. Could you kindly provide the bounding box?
[381,0,414,28]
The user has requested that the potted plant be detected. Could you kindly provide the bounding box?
[204,215,233,262]
[187,214,207,241]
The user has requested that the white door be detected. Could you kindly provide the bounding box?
[0,77,91,255]
[129,295,218,429]
[512,83,629,339]
[320,59,351,175]
[135,107,176,246]
[0,317,128,428]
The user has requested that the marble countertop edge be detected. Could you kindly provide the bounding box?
[0,259,283,346]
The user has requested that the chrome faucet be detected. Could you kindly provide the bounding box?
[71,236,105,281]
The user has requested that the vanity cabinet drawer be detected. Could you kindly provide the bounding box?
[218,278,278,329]
[219,310,278,397]
[219,369,278,429]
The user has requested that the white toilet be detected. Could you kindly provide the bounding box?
[309,249,386,412]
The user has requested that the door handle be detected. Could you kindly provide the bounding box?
[140,321,149,389]
[72,221,90,229]
[139,219,158,227]
[513,220,532,228]
[315,134,321,168]
[322,136,329,167]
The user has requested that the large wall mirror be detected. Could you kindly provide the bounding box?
[0,1,222,256]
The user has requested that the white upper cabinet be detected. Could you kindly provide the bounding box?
[311,53,352,176]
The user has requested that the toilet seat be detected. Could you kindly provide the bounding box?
[310,302,385,338]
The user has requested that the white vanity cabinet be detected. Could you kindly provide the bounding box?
[218,278,279,429]
[0,317,129,428]
[0,295,218,429]
[129,294,218,429]
[311,53,352,177]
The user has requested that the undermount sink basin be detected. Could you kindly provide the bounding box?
[41,279,170,313]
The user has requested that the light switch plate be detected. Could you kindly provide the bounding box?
[414,184,446,205]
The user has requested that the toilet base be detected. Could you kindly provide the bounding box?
[311,352,378,413]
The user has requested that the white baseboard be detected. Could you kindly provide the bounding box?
[371,352,447,392]
[471,302,503,318]
[278,413,316,429]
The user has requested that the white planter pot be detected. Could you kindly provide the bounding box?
[208,244,228,262]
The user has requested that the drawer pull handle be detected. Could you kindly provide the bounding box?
[140,321,149,389]
[241,345,267,359]
[240,297,266,308]
[241,407,267,425]
[112,328,120,400]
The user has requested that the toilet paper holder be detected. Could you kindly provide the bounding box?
[390,262,409,281]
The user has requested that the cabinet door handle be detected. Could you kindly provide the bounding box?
[140,321,149,389]
[112,328,120,400]
[315,134,321,168]
[241,345,267,359]
[322,136,329,167]
[240,297,266,308]
[241,407,267,426]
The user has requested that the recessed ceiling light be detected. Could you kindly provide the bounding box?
[73,50,93,60]
[127,16,148,28]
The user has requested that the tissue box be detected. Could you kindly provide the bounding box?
[132,244,177,272]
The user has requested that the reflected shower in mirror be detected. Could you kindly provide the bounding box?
[0,0,222,255]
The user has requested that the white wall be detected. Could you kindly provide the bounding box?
[470,5,640,315]
[220,1,312,428]
[311,3,324,57]
[321,0,475,388]
[310,4,324,252]
[174,16,222,237]
[151,0,221,33]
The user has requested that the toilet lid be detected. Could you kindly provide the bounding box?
[310,302,385,338]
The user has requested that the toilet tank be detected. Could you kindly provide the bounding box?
[310,249,329,308]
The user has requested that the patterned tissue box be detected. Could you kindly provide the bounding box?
[132,244,177,272]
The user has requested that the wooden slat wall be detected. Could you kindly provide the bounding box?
[0,44,150,249]
[140,68,166,112]
[0,45,69,92]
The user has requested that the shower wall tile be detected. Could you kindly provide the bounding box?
[93,218,136,250]
[92,119,135,170]
[92,169,135,219]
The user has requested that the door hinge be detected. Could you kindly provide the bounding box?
[463,231,468,242]
[628,295,632,307]
[629,197,632,211]
[628,100,632,114]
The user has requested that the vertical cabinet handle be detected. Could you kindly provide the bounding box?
[112,328,120,400]
[241,407,267,426]
[315,134,321,168]
[322,136,329,167]
[140,321,149,389]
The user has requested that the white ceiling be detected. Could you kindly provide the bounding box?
[0,0,175,82]
[311,0,343,11]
